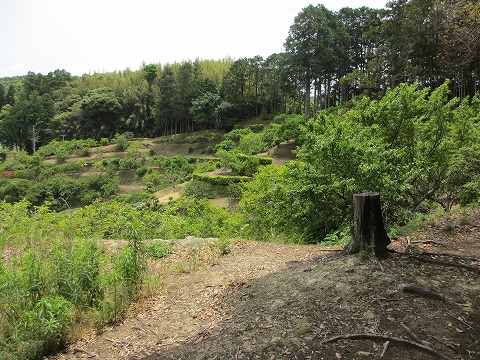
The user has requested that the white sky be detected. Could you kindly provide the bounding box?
[0,0,387,77]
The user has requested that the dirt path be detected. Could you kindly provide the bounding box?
[52,209,480,360]
[52,241,336,359]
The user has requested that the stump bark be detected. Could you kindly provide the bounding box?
[343,192,391,257]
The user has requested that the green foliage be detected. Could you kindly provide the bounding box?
[214,238,231,255]
[36,139,99,158]
[114,133,131,151]
[148,155,196,187]
[142,241,172,259]
[184,177,243,199]
[192,173,250,186]
[270,114,308,144]
[14,296,72,359]
[0,146,7,161]
[0,178,32,203]
[224,127,253,142]
[100,137,110,146]
[215,138,236,152]
[241,82,480,242]
[238,132,271,155]
[81,87,122,139]
[136,166,148,177]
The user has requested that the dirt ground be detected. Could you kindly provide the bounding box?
[51,208,480,360]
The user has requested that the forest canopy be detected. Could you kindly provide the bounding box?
[0,0,478,150]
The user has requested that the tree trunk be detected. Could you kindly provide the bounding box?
[343,193,391,257]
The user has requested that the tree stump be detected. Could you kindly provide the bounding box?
[343,192,391,257]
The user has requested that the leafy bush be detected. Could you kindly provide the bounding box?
[270,114,308,144]
[136,166,148,177]
[14,296,72,359]
[224,127,252,142]
[192,173,250,185]
[76,147,91,157]
[37,139,98,159]
[248,124,264,132]
[215,138,236,152]
[0,178,33,203]
[118,157,141,170]
[114,133,131,151]
[142,241,172,259]
[184,178,232,199]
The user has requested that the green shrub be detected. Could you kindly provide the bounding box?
[144,170,164,188]
[142,241,172,259]
[77,147,91,157]
[248,124,264,132]
[184,178,230,198]
[192,173,250,185]
[119,157,140,170]
[224,127,252,142]
[55,150,68,164]
[0,178,32,203]
[215,139,235,152]
[238,132,271,155]
[14,296,72,359]
[136,166,148,177]
[231,154,273,176]
[114,133,130,151]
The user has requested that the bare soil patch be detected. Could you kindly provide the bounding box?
[50,210,480,360]
[155,182,188,204]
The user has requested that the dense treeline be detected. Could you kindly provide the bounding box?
[1,0,478,152]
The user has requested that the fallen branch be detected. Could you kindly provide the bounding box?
[400,322,424,344]
[379,340,390,358]
[135,315,161,340]
[73,348,99,358]
[373,256,385,272]
[419,252,480,263]
[321,333,452,360]
[411,240,446,247]
[398,283,445,301]
[156,322,214,348]
[412,256,480,275]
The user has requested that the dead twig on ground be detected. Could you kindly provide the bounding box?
[379,340,390,358]
[373,256,385,272]
[135,315,161,340]
[321,333,452,360]
[156,322,214,348]
[400,322,424,344]
[411,240,446,247]
[419,252,480,263]
[73,348,99,358]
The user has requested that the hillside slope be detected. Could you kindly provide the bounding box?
[52,208,480,360]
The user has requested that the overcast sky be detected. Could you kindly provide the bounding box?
[0,0,387,77]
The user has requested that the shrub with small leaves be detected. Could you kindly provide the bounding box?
[142,241,172,259]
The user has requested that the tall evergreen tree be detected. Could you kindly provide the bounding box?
[155,65,176,135]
